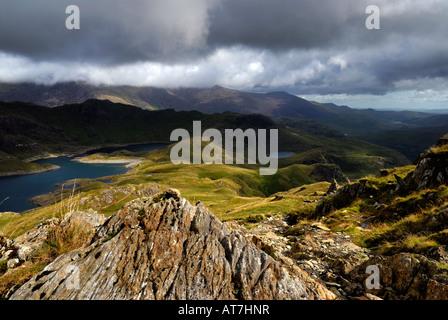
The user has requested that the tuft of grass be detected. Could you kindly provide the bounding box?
[55,180,81,219]
[402,235,439,251]
[41,222,94,260]
[428,230,448,245]
[428,144,448,155]
[0,181,83,239]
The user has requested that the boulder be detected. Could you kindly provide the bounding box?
[407,154,448,190]
[164,188,181,199]
[405,135,448,191]
[350,253,448,300]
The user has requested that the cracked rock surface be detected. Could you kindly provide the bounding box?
[10,194,336,300]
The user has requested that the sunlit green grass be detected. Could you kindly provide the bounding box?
[0,156,334,239]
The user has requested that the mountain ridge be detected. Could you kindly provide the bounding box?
[0,99,411,182]
[0,82,433,124]
[1,81,443,161]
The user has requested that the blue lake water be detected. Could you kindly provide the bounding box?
[270,152,295,159]
[0,143,169,213]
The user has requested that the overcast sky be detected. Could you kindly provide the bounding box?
[0,0,447,110]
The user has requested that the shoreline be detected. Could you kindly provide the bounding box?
[1,141,170,177]
[72,157,143,168]
[0,164,61,178]
[24,141,171,162]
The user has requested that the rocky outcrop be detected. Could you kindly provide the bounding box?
[284,223,374,299]
[350,253,448,300]
[314,134,448,218]
[406,151,448,191]
[9,191,336,300]
[394,134,448,192]
[310,164,350,185]
[313,179,377,217]
[326,179,339,195]
[281,221,448,300]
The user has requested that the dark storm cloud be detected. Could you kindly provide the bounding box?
[0,0,216,64]
[206,0,448,95]
[209,0,448,50]
[0,0,447,97]
[208,0,363,49]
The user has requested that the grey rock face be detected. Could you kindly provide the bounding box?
[10,195,336,300]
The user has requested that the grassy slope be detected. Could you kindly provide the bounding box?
[0,149,332,239]
[2,132,402,239]
[0,100,413,241]
[293,150,448,257]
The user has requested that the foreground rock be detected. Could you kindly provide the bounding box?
[283,223,373,299]
[10,192,336,300]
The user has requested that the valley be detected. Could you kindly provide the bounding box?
[1,0,446,307]
[1,134,447,300]
[0,87,447,301]
[1,82,445,161]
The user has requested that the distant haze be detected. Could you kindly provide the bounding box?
[0,0,447,110]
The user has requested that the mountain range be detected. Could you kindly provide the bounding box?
[0,99,409,181]
[1,82,446,161]
[1,82,448,302]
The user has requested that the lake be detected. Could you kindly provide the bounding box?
[0,143,169,213]
[0,144,294,213]
[270,151,295,159]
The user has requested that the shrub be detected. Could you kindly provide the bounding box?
[0,261,7,276]
[41,222,94,261]
[246,214,265,224]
